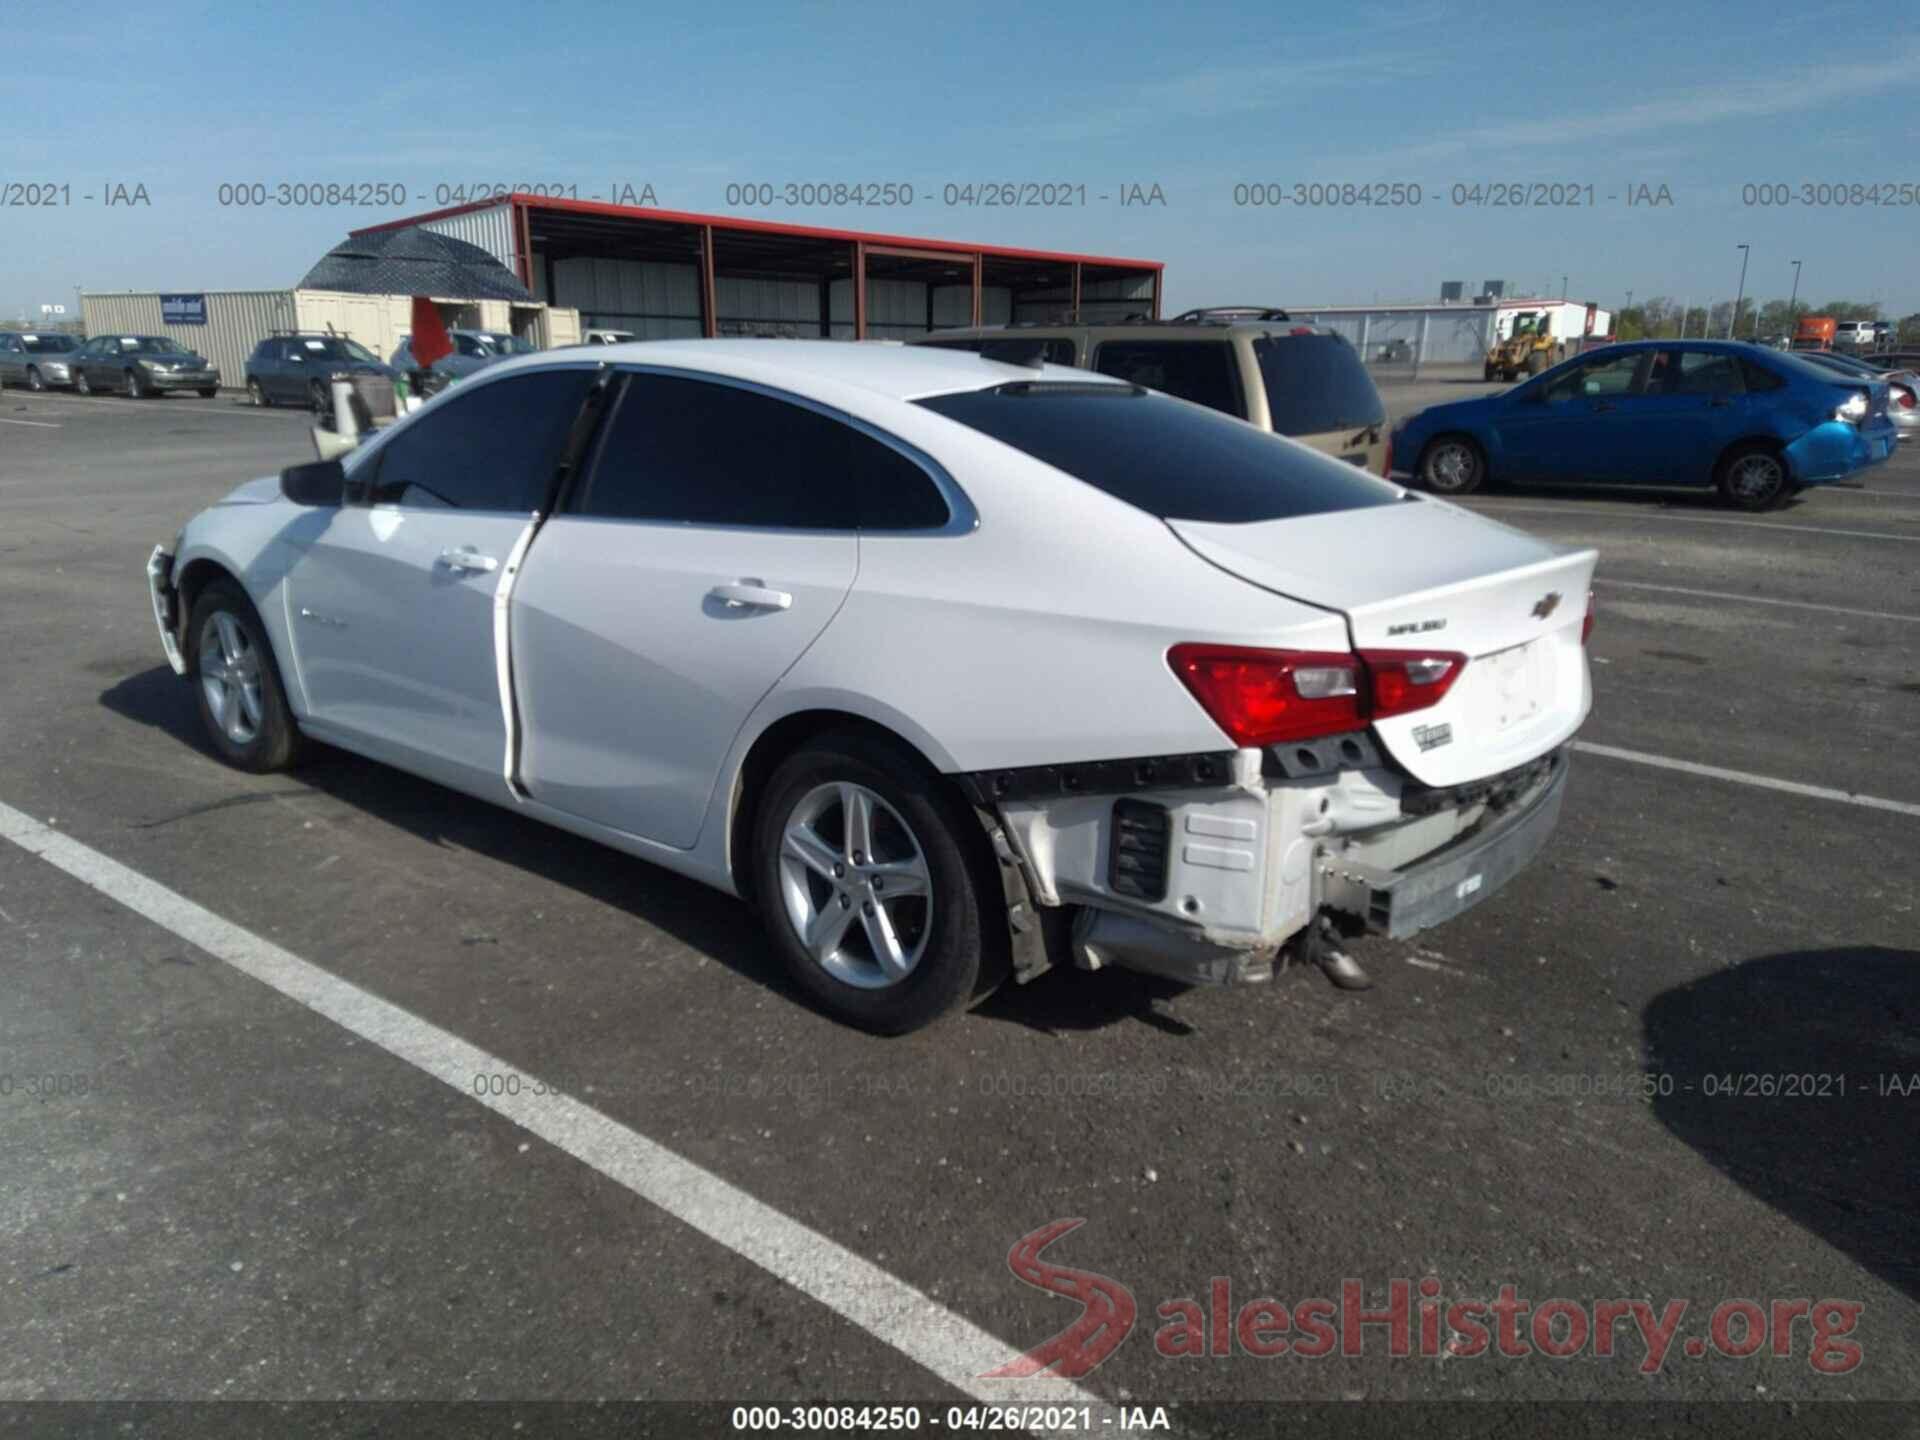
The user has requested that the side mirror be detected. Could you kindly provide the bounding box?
[281,457,346,506]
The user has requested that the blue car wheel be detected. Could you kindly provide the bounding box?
[1716,442,1790,512]
[1420,436,1486,495]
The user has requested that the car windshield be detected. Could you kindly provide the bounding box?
[300,338,378,362]
[127,337,189,354]
[917,381,1401,524]
[22,335,76,353]
[1253,335,1387,434]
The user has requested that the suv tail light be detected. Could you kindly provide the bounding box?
[1383,432,1395,478]
[1168,644,1465,747]
[1581,591,1596,645]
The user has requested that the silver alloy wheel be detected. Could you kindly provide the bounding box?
[778,781,933,989]
[1427,440,1478,491]
[198,611,264,746]
[1728,452,1783,502]
[27,367,43,392]
[248,378,266,407]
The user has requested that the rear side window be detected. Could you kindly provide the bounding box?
[574,372,950,530]
[1739,358,1787,392]
[1093,341,1243,417]
[1665,350,1744,395]
[916,383,1400,524]
[366,369,595,511]
[1252,335,1387,434]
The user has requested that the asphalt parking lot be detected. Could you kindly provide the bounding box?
[2,381,1916,1436]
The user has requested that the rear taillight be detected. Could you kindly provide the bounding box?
[1168,644,1464,747]
[1383,432,1395,478]
[1896,385,1915,410]
[1581,591,1596,645]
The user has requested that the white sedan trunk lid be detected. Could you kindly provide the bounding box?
[1168,498,1596,786]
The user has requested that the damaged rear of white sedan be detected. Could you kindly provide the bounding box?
[147,341,1595,1033]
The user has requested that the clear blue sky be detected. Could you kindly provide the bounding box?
[4,0,1914,321]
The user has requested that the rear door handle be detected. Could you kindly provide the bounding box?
[437,546,499,574]
[708,581,792,611]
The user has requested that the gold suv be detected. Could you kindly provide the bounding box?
[911,307,1391,475]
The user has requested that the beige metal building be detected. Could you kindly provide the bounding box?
[78,289,580,391]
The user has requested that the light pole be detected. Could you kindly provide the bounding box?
[1729,244,1750,340]
[1786,259,1802,342]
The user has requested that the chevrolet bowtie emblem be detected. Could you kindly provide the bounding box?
[1532,592,1562,620]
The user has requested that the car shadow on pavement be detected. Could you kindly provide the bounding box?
[1643,945,1920,1303]
[100,665,1199,1037]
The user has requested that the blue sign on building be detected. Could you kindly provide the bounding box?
[160,294,207,325]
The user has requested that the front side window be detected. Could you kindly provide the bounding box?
[1542,351,1644,403]
[1093,341,1244,418]
[366,369,595,511]
[574,372,950,531]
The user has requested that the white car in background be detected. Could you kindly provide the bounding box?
[147,342,1596,1033]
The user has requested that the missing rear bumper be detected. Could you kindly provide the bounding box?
[1318,750,1568,939]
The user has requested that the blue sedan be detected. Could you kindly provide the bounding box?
[1393,341,1898,510]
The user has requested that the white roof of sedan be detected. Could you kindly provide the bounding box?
[509,338,1131,401]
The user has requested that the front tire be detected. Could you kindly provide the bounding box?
[1419,434,1486,495]
[124,368,147,399]
[751,732,1002,1034]
[26,366,45,392]
[185,579,303,773]
[1716,442,1790,511]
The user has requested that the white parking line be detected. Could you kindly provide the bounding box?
[0,417,61,428]
[1467,502,1919,544]
[1572,742,1920,817]
[18,394,292,420]
[0,799,1097,1418]
[1594,578,1920,624]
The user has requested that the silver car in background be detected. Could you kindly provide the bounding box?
[388,329,539,381]
[0,331,80,390]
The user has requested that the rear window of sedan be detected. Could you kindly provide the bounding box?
[916,382,1401,524]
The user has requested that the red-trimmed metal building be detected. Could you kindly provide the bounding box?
[351,195,1163,341]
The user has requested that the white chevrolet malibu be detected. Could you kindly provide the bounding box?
[148,341,1596,1032]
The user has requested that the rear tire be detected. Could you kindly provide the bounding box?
[751,731,1003,1034]
[1526,350,1548,375]
[1419,434,1486,495]
[309,381,329,419]
[197,387,218,399]
[1716,442,1790,511]
[247,378,270,407]
[184,579,303,773]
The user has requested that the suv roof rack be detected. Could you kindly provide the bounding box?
[1169,306,1294,324]
[268,326,341,337]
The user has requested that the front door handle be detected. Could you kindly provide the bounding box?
[709,581,793,611]
[1592,400,1618,413]
[438,546,499,574]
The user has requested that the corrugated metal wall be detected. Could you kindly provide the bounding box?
[550,257,702,338]
[80,291,297,389]
[417,202,519,277]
